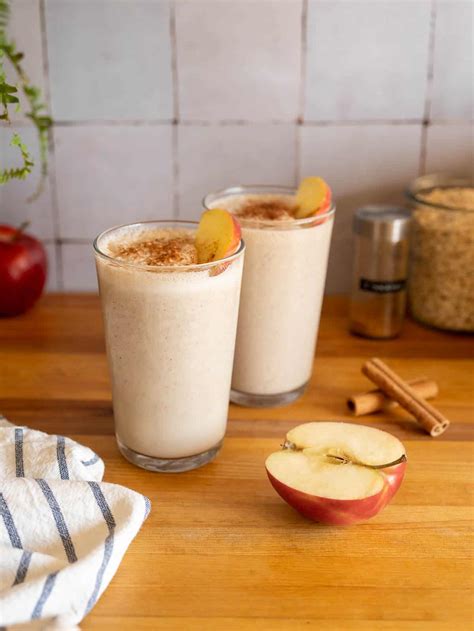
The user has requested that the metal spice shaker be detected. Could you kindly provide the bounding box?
[349,206,411,339]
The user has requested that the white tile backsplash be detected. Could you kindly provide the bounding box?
[8,0,46,121]
[62,243,98,292]
[431,1,473,119]
[54,125,173,239]
[178,123,296,219]
[44,241,58,291]
[176,1,302,121]
[0,125,55,239]
[46,0,173,121]
[425,123,474,176]
[305,1,431,121]
[300,124,422,293]
[2,1,471,294]
[300,124,422,200]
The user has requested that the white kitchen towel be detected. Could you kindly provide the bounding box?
[0,416,151,630]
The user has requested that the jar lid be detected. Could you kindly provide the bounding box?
[353,205,411,241]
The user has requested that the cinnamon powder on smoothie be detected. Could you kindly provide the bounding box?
[109,230,198,266]
[235,197,296,221]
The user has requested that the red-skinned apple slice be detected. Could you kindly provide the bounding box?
[295,176,332,219]
[195,208,241,264]
[265,422,406,525]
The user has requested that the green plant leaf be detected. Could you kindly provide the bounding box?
[0,131,35,184]
[0,0,52,193]
[0,81,16,93]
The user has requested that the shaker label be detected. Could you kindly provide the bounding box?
[359,278,406,293]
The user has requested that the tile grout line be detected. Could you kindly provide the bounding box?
[44,239,93,246]
[40,118,473,128]
[170,1,180,220]
[295,0,308,185]
[52,119,174,127]
[39,0,63,291]
[419,0,437,176]
[302,119,438,126]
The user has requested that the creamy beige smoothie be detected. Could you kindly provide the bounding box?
[94,221,244,471]
[205,187,334,407]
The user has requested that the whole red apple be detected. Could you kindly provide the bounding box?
[0,224,47,317]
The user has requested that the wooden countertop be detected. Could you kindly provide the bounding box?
[1,294,473,630]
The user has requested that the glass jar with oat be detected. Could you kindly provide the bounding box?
[407,174,474,332]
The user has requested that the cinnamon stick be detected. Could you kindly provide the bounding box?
[348,377,439,416]
[362,358,450,437]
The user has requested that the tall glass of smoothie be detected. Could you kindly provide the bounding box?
[204,180,335,407]
[94,212,244,471]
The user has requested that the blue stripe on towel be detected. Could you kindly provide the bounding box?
[14,428,24,477]
[144,496,151,519]
[81,453,100,467]
[36,479,77,563]
[88,482,116,530]
[31,571,58,619]
[84,482,116,614]
[56,436,69,480]
[0,492,22,549]
[13,550,32,586]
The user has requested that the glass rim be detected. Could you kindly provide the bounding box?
[93,219,245,272]
[202,184,336,227]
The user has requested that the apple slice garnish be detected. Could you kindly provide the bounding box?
[265,422,406,525]
[195,208,241,264]
[294,176,332,219]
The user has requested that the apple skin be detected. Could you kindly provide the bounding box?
[266,459,406,526]
[227,214,242,256]
[210,213,242,276]
[318,185,332,215]
[311,185,332,226]
[0,224,47,317]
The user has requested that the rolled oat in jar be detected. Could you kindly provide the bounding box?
[407,174,474,332]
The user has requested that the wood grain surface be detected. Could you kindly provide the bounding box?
[1,294,473,630]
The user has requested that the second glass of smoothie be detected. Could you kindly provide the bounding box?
[94,220,244,471]
[204,186,335,407]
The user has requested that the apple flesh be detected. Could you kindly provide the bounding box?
[0,224,47,317]
[195,208,241,264]
[294,176,332,219]
[265,422,406,525]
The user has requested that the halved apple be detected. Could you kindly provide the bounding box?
[195,208,241,264]
[294,176,332,219]
[265,422,406,525]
